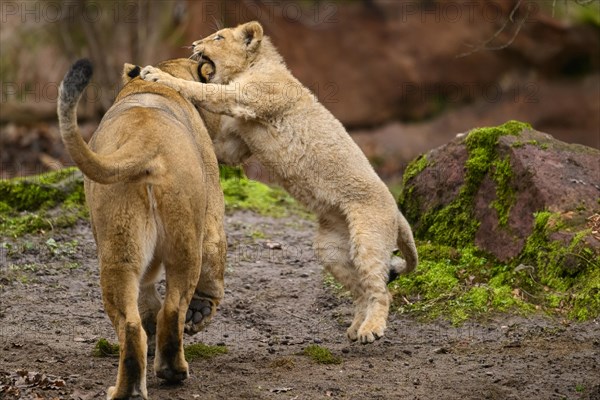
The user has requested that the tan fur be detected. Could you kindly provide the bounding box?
[58,58,226,399]
[141,22,418,344]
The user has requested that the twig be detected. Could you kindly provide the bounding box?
[457,0,529,58]
[282,309,310,322]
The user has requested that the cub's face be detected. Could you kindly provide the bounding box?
[191,21,264,84]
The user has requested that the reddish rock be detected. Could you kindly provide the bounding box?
[401,125,600,261]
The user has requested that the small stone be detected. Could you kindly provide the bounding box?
[265,241,282,250]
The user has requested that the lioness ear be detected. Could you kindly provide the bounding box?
[240,21,263,52]
[122,63,141,85]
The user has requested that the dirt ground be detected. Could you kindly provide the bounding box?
[1,210,599,400]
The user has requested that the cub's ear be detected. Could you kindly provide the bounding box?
[122,63,141,85]
[239,21,263,52]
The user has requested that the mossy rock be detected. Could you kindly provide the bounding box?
[400,120,599,259]
[0,168,87,237]
[396,120,600,321]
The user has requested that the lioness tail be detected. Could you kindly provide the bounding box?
[58,59,152,184]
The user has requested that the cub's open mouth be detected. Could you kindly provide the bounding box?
[198,56,215,83]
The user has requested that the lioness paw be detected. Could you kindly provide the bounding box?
[185,295,216,335]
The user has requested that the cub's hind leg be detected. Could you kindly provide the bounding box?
[346,206,397,344]
[314,213,366,341]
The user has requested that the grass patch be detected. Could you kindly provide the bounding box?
[322,272,349,297]
[302,345,342,365]
[92,338,119,357]
[220,166,304,217]
[184,343,228,361]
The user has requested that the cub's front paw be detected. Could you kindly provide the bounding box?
[140,66,180,91]
[357,319,386,344]
[140,65,164,82]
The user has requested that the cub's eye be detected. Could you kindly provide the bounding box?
[213,34,224,41]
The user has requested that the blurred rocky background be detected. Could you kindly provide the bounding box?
[1,0,599,181]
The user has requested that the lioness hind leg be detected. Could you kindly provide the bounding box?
[154,245,201,382]
[139,257,163,356]
[185,220,226,335]
[101,263,148,400]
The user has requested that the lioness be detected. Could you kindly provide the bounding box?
[140,21,418,344]
[57,58,226,399]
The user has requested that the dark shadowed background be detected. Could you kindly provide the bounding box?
[1,0,599,181]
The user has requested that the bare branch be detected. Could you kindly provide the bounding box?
[457,0,530,58]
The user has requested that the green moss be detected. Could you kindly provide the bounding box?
[0,168,82,211]
[490,156,516,226]
[390,243,532,324]
[416,200,480,248]
[0,166,302,237]
[398,155,429,218]
[219,166,303,217]
[402,155,428,187]
[0,168,88,238]
[511,139,548,150]
[302,345,341,365]
[184,343,228,361]
[519,212,600,320]
[392,207,598,323]
[401,120,530,247]
[92,338,119,357]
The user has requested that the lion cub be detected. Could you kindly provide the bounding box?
[141,22,418,344]
[58,58,226,399]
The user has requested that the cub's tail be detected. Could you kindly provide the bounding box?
[58,59,152,184]
[388,211,418,283]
